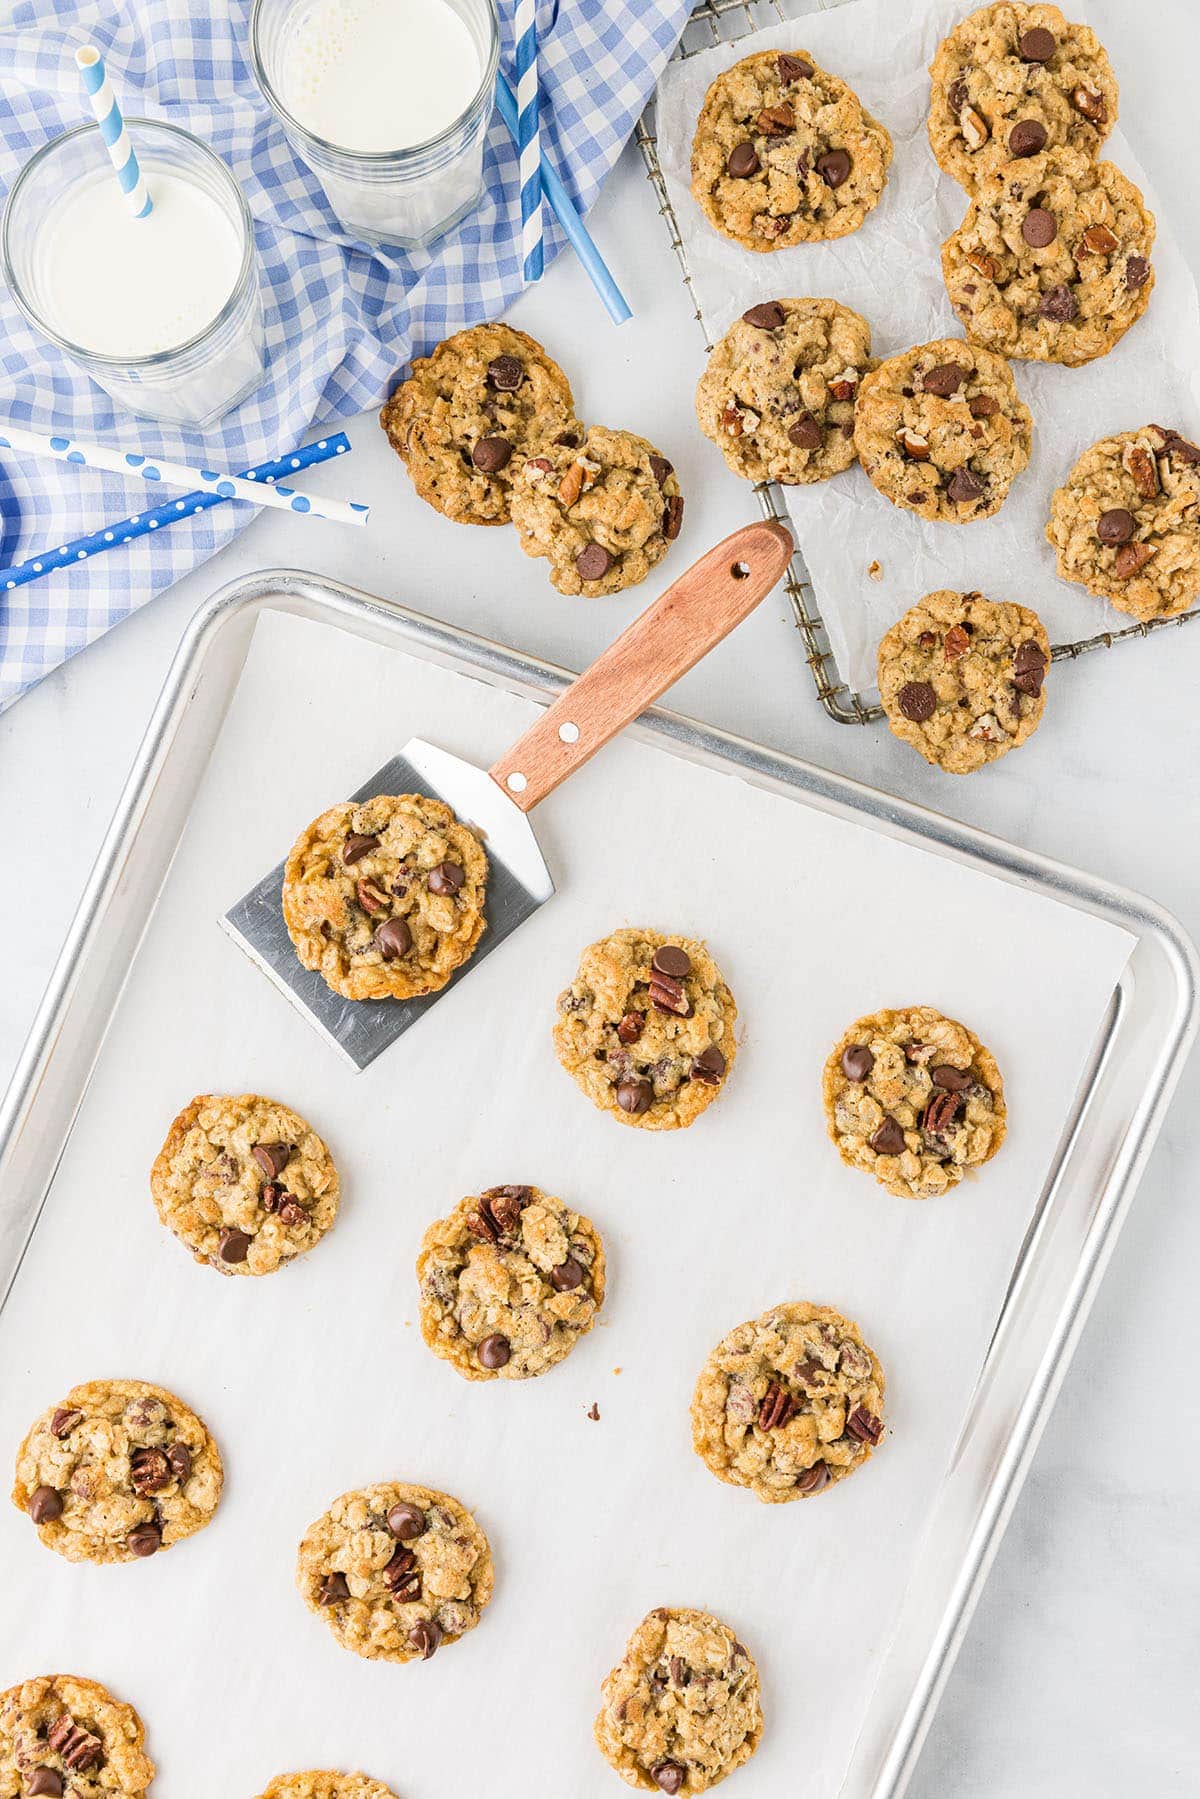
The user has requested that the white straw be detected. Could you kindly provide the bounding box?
[0,421,370,528]
[75,45,152,218]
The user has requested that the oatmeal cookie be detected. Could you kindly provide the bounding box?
[151,1092,339,1276]
[0,1675,155,1797]
[691,49,892,251]
[253,1777,399,1799]
[877,589,1050,774]
[942,149,1153,366]
[853,339,1032,522]
[928,3,1117,192]
[297,1481,493,1664]
[691,1301,885,1503]
[695,297,873,484]
[594,1608,763,1793]
[823,1006,1006,1199]
[379,323,578,526]
[554,929,737,1131]
[283,793,488,1002]
[509,425,683,597]
[1045,423,1200,620]
[12,1379,222,1564]
[417,1184,605,1381]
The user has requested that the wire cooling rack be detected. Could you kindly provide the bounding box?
[636,0,1200,724]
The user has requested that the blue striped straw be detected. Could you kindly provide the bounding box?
[75,45,152,218]
[513,0,543,282]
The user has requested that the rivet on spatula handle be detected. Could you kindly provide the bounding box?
[489,519,793,812]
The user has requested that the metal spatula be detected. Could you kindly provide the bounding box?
[225,519,792,1067]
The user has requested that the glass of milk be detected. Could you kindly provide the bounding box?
[2,119,266,430]
[250,0,501,248]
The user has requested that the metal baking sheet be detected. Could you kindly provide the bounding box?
[0,570,1195,1799]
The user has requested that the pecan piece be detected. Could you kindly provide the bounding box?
[46,1716,103,1773]
[1077,223,1118,256]
[1072,86,1107,125]
[846,1405,883,1446]
[1113,542,1155,578]
[959,105,989,151]
[943,623,970,660]
[923,1089,963,1134]
[129,1446,172,1495]
[827,368,859,402]
[1121,440,1159,499]
[758,1382,801,1429]
[965,247,999,280]
[896,428,930,461]
[756,102,795,135]
[355,877,389,914]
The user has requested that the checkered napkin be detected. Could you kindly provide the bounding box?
[0,0,690,711]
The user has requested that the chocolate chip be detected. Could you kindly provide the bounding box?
[218,1226,250,1264]
[922,362,969,397]
[742,301,785,330]
[652,944,692,978]
[427,860,465,895]
[576,542,612,582]
[869,1117,906,1155]
[796,1462,830,1495]
[931,1064,972,1091]
[841,1044,874,1082]
[127,1520,162,1557]
[550,1257,585,1292]
[1009,118,1048,157]
[167,1443,192,1484]
[946,465,984,503]
[788,412,822,450]
[342,832,379,864]
[319,1571,349,1604]
[375,916,413,959]
[777,52,813,82]
[616,1011,644,1044]
[1018,25,1056,60]
[652,1765,685,1795]
[27,1770,64,1797]
[408,1618,443,1659]
[130,1448,172,1495]
[1039,283,1078,322]
[478,1333,511,1370]
[1125,255,1151,291]
[690,1044,727,1085]
[948,77,969,111]
[1013,640,1048,694]
[28,1485,62,1524]
[471,436,512,473]
[969,394,999,418]
[252,1142,291,1179]
[817,148,851,188]
[51,1407,82,1438]
[616,1077,653,1116]
[487,354,524,391]
[662,494,684,540]
[726,141,760,178]
[1022,207,1057,247]
[1097,507,1135,545]
[387,1501,427,1540]
[649,454,673,488]
[897,680,936,723]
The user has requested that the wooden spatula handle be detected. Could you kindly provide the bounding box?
[488,519,793,812]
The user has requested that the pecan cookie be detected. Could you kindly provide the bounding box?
[691,49,892,251]
[12,1378,222,1564]
[853,339,1032,522]
[928,3,1117,192]
[695,297,873,485]
[380,323,578,526]
[823,1006,1006,1199]
[283,793,488,1001]
[877,589,1050,774]
[417,1184,605,1381]
[297,1481,493,1664]
[1045,424,1200,619]
[942,149,1154,366]
[594,1608,763,1793]
[691,1302,885,1504]
[253,1777,399,1799]
[554,929,737,1131]
[151,1092,339,1275]
[509,425,683,597]
[0,1675,155,1797]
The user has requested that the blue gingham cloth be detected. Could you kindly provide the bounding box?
[0,0,690,710]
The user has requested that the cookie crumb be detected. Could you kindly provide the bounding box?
[867,559,883,581]
[587,1402,601,1422]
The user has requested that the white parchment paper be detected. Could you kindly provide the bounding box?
[0,610,1135,1797]
[656,0,1200,692]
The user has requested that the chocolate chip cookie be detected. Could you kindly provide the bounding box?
[554,929,737,1131]
[691,1301,885,1504]
[12,1379,222,1564]
[283,793,488,1001]
[417,1184,605,1381]
[942,148,1154,366]
[853,339,1032,522]
[823,1006,1007,1199]
[297,1481,493,1664]
[1046,424,1200,619]
[928,3,1118,192]
[253,1777,399,1799]
[151,1092,339,1276]
[0,1675,155,1797]
[509,426,683,597]
[691,49,892,251]
[695,297,873,485]
[594,1608,763,1793]
[380,323,578,526]
[877,589,1051,774]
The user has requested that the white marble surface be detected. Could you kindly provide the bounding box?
[2,1,1198,1789]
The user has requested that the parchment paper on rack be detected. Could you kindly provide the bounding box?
[655,0,1200,693]
[0,605,1135,1797]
